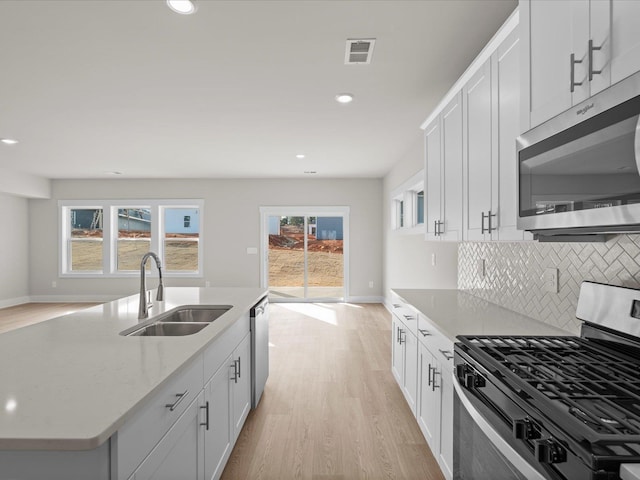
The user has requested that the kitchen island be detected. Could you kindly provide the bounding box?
[0,287,267,480]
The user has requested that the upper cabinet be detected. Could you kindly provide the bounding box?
[521,0,640,130]
[424,93,463,242]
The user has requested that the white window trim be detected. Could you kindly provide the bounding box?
[59,199,204,278]
[391,170,425,235]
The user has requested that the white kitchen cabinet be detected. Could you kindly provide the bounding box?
[463,29,529,242]
[415,316,454,480]
[203,358,232,480]
[130,393,205,480]
[390,301,418,415]
[521,0,640,130]
[424,92,463,242]
[611,0,640,85]
[463,59,493,241]
[231,332,252,443]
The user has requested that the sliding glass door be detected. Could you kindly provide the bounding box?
[261,207,348,302]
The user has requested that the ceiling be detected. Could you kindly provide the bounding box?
[0,0,517,180]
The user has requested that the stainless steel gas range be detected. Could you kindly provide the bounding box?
[453,281,640,480]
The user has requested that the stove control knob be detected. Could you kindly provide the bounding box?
[534,439,567,464]
[513,419,540,440]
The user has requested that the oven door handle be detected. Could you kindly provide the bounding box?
[453,376,547,480]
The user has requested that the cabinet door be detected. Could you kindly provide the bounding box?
[203,358,232,480]
[588,0,611,95]
[391,317,404,387]
[425,117,442,240]
[417,344,440,452]
[611,0,640,85]
[441,93,463,241]
[464,60,492,241]
[402,330,418,416]
[438,366,454,480]
[231,332,252,442]
[133,394,204,480]
[493,28,529,241]
[527,0,575,127]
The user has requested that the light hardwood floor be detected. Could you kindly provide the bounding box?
[0,303,99,334]
[222,303,445,480]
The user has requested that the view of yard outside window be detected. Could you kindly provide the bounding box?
[268,215,344,299]
[69,208,103,271]
[117,208,151,271]
[61,200,202,276]
[163,207,199,271]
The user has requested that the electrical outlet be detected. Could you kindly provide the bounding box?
[246,247,258,255]
[205,281,211,288]
[543,268,559,293]
[369,281,374,288]
[476,259,485,278]
[431,253,436,266]
[51,281,57,288]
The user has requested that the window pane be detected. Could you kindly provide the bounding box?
[417,191,425,224]
[164,208,199,271]
[307,216,343,299]
[117,208,151,270]
[69,208,103,271]
[268,216,305,299]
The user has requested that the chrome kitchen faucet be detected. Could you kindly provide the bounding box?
[138,252,164,319]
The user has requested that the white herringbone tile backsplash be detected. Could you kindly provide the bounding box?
[458,235,640,334]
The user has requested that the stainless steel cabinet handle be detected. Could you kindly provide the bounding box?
[200,401,210,430]
[439,349,454,361]
[427,363,433,386]
[570,53,583,92]
[434,220,439,236]
[481,212,487,234]
[392,304,401,308]
[488,210,496,232]
[237,356,241,379]
[231,360,239,383]
[403,314,414,320]
[396,326,401,344]
[418,329,431,337]
[588,39,603,81]
[482,211,497,234]
[432,369,440,391]
[398,329,405,345]
[165,390,189,411]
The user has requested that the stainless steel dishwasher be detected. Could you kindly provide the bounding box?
[251,296,269,408]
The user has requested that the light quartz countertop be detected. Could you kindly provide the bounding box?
[391,289,571,342]
[0,287,267,451]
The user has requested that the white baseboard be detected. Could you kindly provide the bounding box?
[346,295,384,304]
[28,295,121,303]
[0,296,31,309]
[383,297,394,313]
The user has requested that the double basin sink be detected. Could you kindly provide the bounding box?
[120,305,232,337]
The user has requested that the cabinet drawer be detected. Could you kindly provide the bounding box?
[390,303,418,336]
[416,314,454,372]
[116,355,204,480]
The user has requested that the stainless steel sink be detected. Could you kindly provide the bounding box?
[120,305,232,336]
[128,322,209,336]
[154,305,232,324]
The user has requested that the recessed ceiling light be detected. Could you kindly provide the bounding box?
[335,93,354,104]
[304,171,317,174]
[296,154,305,159]
[1,138,18,145]
[167,0,197,15]
[106,171,123,176]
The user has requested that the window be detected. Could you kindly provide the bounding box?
[60,199,203,277]
[391,171,425,232]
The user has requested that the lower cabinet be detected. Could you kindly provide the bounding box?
[203,357,232,480]
[392,305,453,480]
[129,393,205,480]
[231,332,252,443]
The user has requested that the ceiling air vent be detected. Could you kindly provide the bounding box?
[344,38,376,65]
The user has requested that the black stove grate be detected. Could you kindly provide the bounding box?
[459,335,640,453]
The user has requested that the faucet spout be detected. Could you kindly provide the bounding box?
[138,252,164,320]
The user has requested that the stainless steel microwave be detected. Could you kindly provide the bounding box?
[517,70,640,240]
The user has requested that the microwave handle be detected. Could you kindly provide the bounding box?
[453,375,547,480]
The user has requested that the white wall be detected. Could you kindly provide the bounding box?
[0,193,30,306]
[382,136,458,301]
[29,178,382,301]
